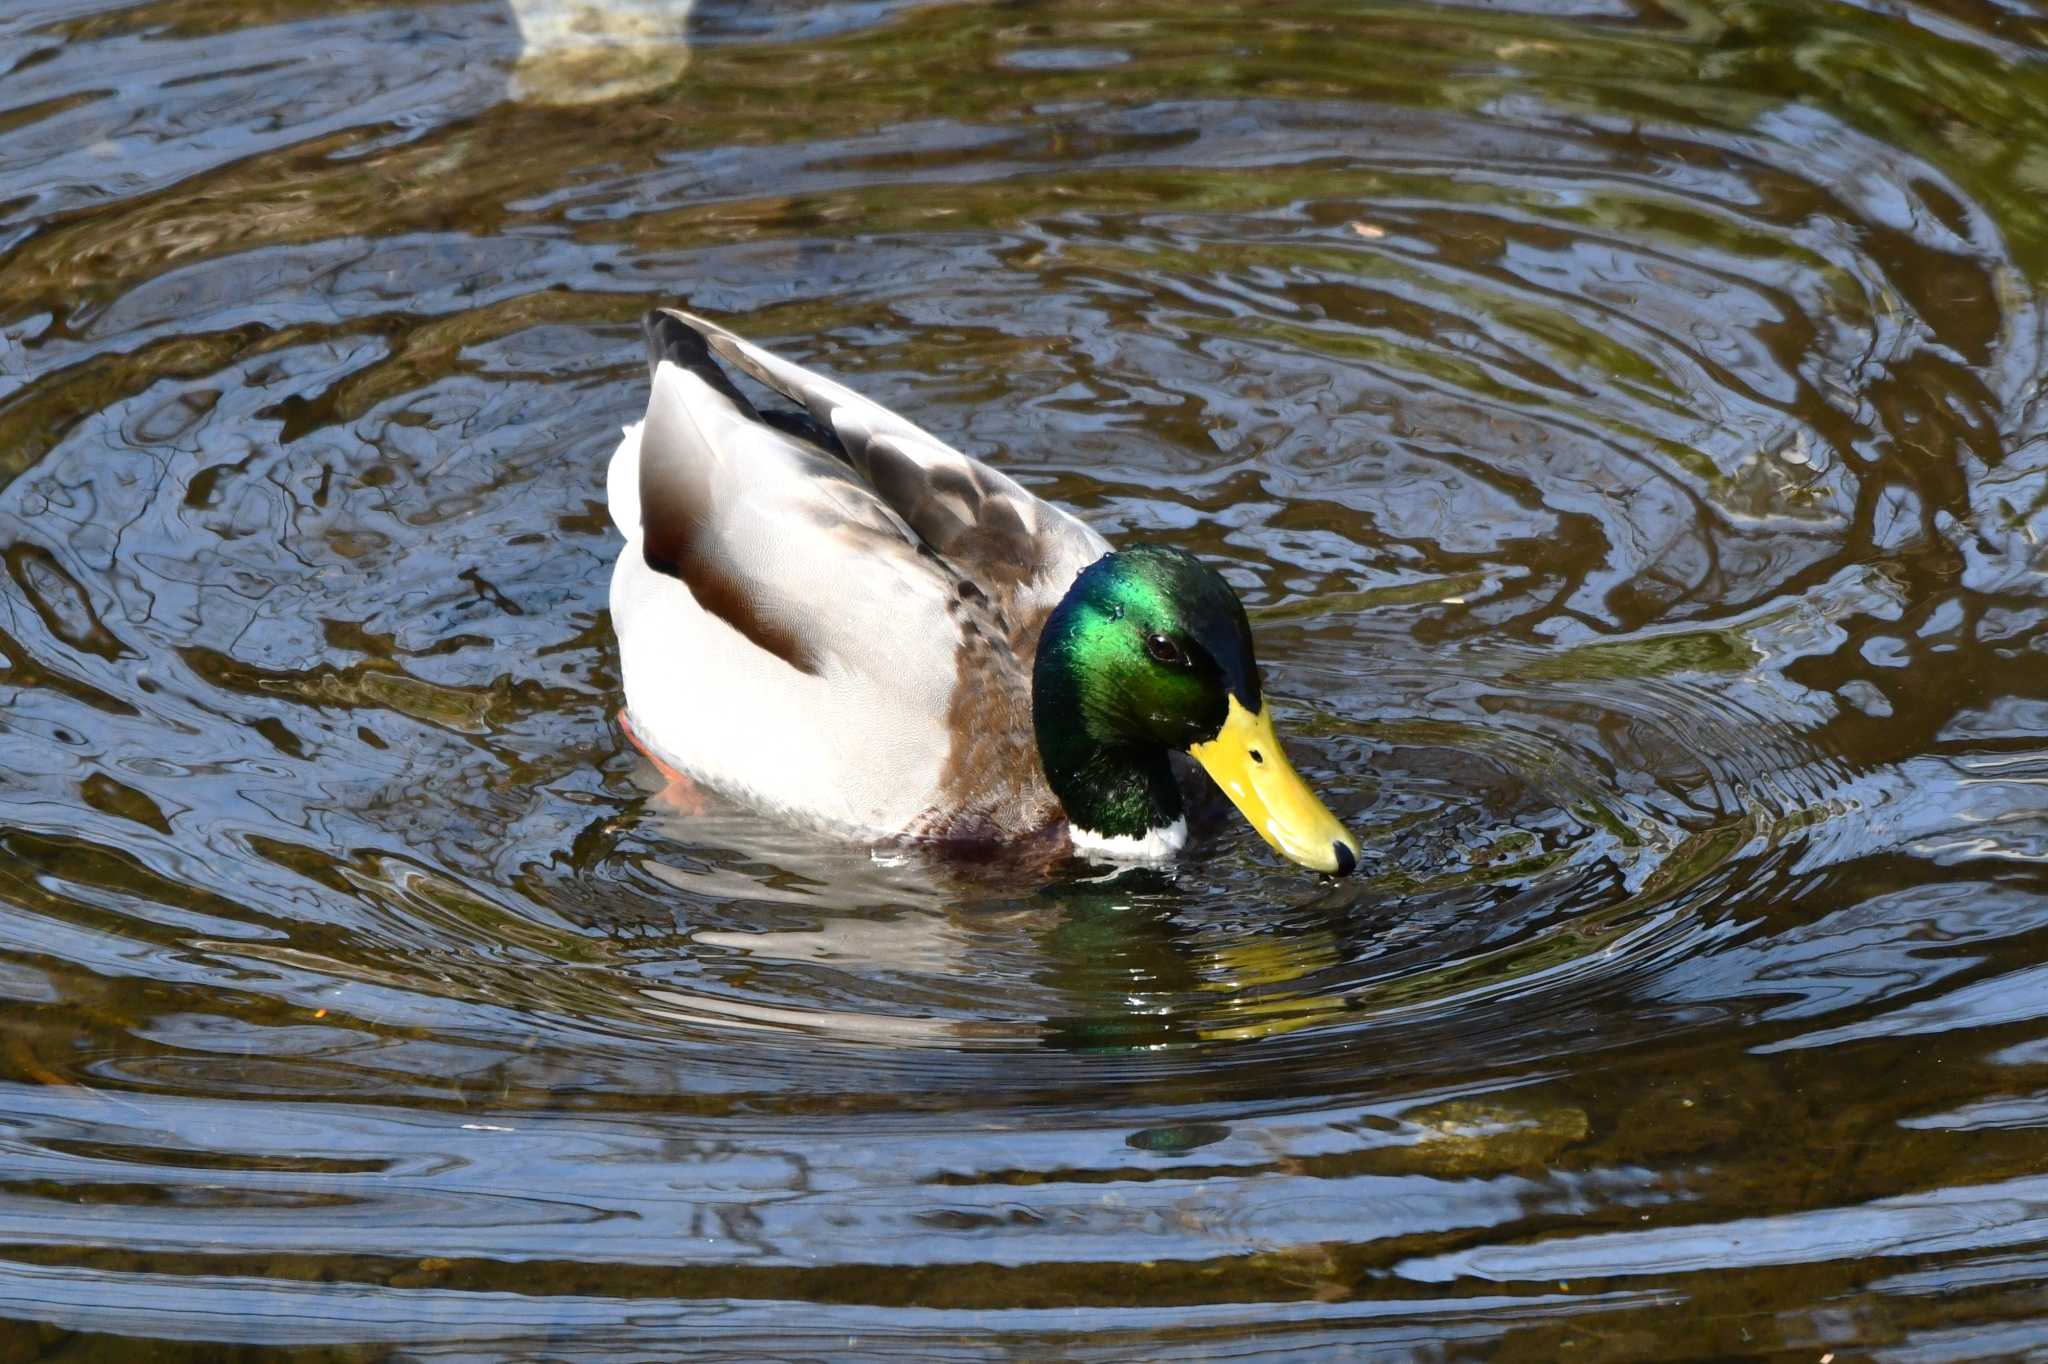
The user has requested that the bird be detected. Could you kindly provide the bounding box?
[607,308,1360,875]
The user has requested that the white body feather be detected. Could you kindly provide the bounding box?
[608,417,956,835]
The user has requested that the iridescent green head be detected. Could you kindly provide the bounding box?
[1034,546,1258,752]
[1031,546,1358,874]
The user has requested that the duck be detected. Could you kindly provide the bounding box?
[607,308,1360,875]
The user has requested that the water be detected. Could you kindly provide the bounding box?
[3,0,2047,1357]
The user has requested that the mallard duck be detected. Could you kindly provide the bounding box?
[607,309,1360,875]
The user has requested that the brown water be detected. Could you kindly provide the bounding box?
[3,0,2047,1358]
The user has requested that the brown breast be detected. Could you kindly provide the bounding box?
[904,579,1063,843]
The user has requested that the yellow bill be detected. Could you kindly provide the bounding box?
[1188,696,1360,875]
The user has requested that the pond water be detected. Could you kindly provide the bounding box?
[3,0,2048,1357]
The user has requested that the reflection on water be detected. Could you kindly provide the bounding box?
[3,0,2048,1356]
[509,0,692,105]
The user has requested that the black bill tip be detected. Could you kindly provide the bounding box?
[1331,841,1357,877]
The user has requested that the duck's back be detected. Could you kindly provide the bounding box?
[606,310,1108,842]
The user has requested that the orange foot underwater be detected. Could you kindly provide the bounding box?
[619,708,709,815]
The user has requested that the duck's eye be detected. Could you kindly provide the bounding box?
[1144,632,1185,666]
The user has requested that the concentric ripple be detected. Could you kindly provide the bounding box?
[3,0,2048,1357]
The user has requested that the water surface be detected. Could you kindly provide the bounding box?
[3,0,2048,1357]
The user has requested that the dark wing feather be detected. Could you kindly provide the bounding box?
[651,308,1110,620]
[633,312,942,678]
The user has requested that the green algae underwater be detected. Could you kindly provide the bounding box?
[3,0,2048,1357]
